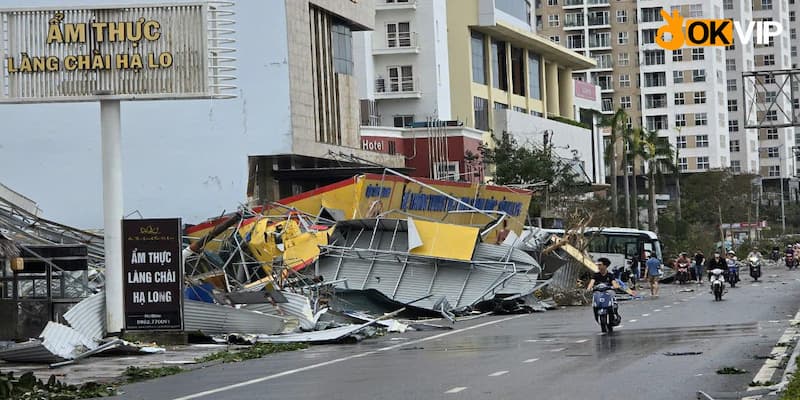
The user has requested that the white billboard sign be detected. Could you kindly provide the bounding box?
[0,2,236,103]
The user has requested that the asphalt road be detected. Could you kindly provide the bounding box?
[115,262,800,400]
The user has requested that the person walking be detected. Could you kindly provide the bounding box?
[644,252,662,298]
[693,250,705,284]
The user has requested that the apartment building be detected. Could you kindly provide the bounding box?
[355,0,605,184]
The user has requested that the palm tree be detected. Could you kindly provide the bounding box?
[628,128,647,229]
[598,108,629,226]
[621,125,633,228]
[639,128,675,233]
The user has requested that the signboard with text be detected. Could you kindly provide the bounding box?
[122,218,183,331]
[0,3,237,103]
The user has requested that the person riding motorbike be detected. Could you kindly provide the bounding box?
[674,252,692,284]
[587,257,637,324]
[707,252,727,281]
[726,250,740,286]
[747,249,762,260]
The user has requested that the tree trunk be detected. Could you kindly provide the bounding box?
[649,167,658,233]
[632,164,639,229]
[675,149,682,222]
[623,151,631,228]
[610,137,619,226]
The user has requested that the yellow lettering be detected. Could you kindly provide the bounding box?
[64,56,77,71]
[31,57,45,72]
[127,19,144,46]
[159,52,173,68]
[130,53,143,70]
[47,24,63,44]
[91,53,105,70]
[116,54,129,69]
[64,23,86,43]
[76,55,90,70]
[107,22,124,42]
[143,20,160,41]
[46,56,59,71]
[147,52,158,68]
[6,58,17,73]
[91,22,107,42]
[19,56,31,73]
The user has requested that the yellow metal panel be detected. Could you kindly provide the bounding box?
[409,219,479,261]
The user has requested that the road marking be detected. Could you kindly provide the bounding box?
[445,387,467,394]
[654,309,662,312]
[681,299,689,302]
[171,314,527,400]
[488,370,509,377]
[550,347,567,352]
[574,339,588,343]
[629,319,638,323]
[673,302,680,305]
[665,305,672,308]
[523,358,539,363]
[525,339,555,343]
[642,313,650,317]
[617,325,624,329]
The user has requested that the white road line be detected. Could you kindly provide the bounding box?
[664,305,672,308]
[574,339,589,343]
[673,302,680,305]
[629,319,638,323]
[616,325,624,329]
[523,358,539,363]
[445,387,467,394]
[642,313,650,317]
[488,370,509,377]
[654,309,662,312]
[550,347,567,352]
[525,339,555,343]
[171,315,527,400]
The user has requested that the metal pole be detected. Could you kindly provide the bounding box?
[101,99,124,334]
[782,175,786,234]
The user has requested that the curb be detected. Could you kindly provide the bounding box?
[739,309,800,400]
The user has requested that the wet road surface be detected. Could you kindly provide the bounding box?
[115,263,800,400]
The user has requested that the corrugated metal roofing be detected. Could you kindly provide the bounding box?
[40,321,95,359]
[183,300,286,335]
[0,340,62,363]
[242,292,319,331]
[64,292,105,340]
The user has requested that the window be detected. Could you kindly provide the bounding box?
[692,48,705,60]
[494,101,508,110]
[793,28,797,40]
[473,97,489,131]
[643,50,665,65]
[792,11,796,22]
[762,0,773,9]
[793,46,798,57]
[387,65,414,92]
[768,147,780,158]
[641,29,658,45]
[470,31,486,84]
[692,69,706,82]
[764,75,775,84]
[595,53,613,68]
[589,32,610,47]
[689,4,703,17]
[548,0,558,4]
[695,113,708,126]
[386,22,411,48]
[729,120,739,132]
[491,40,508,90]
[626,117,633,130]
[673,70,684,83]
[646,115,668,130]
[619,74,630,87]
[769,165,781,177]
[764,54,775,66]
[697,156,710,170]
[674,92,685,105]
[724,0,734,9]
[673,49,683,62]
[620,95,632,109]
[728,99,738,112]
[510,46,525,96]
[726,58,736,71]
[332,23,353,74]
[765,91,777,104]
[646,93,667,108]
[528,53,541,100]
[617,10,627,23]
[434,162,459,181]
[567,34,585,49]
[641,7,663,22]
[727,79,737,91]
[675,114,687,128]
[618,32,628,45]
[549,35,560,44]
[767,127,779,139]
[618,53,629,66]
[696,134,709,147]
[694,91,706,104]
[548,14,559,27]
[644,72,666,87]
[512,106,526,113]
[602,97,613,112]
[393,115,414,127]
[766,110,778,121]
[731,160,741,172]
[730,139,740,152]
[678,157,688,171]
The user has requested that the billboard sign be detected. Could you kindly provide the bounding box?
[122,218,183,331]
[0,3,236,103]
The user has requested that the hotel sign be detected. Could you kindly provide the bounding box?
[0,3,236,103]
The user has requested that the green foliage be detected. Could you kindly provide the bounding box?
[716,366,747,375]
[195,342,308,364]
[0,371,116,399]
[548,115,590,129]
[123,366,183,383]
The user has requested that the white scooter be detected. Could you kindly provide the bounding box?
[710,268,726,301]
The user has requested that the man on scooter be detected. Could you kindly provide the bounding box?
[587,258,637,295]
[707,252,727,281]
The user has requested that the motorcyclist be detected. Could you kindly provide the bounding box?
[747,248,762,260]
[587,257,637,296]
[674,252,692,283]
[726,250,740,283]
[706,252,727,281]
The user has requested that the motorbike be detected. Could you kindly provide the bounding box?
[786,252,797,270]
[612,265,635,290]
[726,259,740,288]
[592,283,620,334]
[676,261,691,284]
[710,268,726,301]
[772,249,781,262]
[747,255,762,281]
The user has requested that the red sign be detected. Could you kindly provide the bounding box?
[574,80,597,101]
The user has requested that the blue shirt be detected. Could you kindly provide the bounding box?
[646,257,662,276]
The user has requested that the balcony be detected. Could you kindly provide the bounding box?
[564,18,585,29]
[374,77,421,99]
[587,16,610,27]
[376,0,416,10]
[588,38,611,49]
[373,32,420,55]
[586,0,610,6]
[564,0,584,8]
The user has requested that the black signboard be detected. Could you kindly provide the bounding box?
[122,218,183,331]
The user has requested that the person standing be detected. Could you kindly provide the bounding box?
[644,252,662,298]
[693,250,705,284]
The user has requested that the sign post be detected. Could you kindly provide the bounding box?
[0,3,236,333]
[122,218,184,331]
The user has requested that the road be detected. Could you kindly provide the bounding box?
[115,263,800,400]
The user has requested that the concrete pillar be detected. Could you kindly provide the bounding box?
[558,67,574,119]
[545,61,559,117]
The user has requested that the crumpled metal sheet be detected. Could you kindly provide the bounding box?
[183,300,287,335]
[243,291,324,331]
[255,324,375,344]
[63,292,106,340]
[0,321,97,363]
[0,340,63,363]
